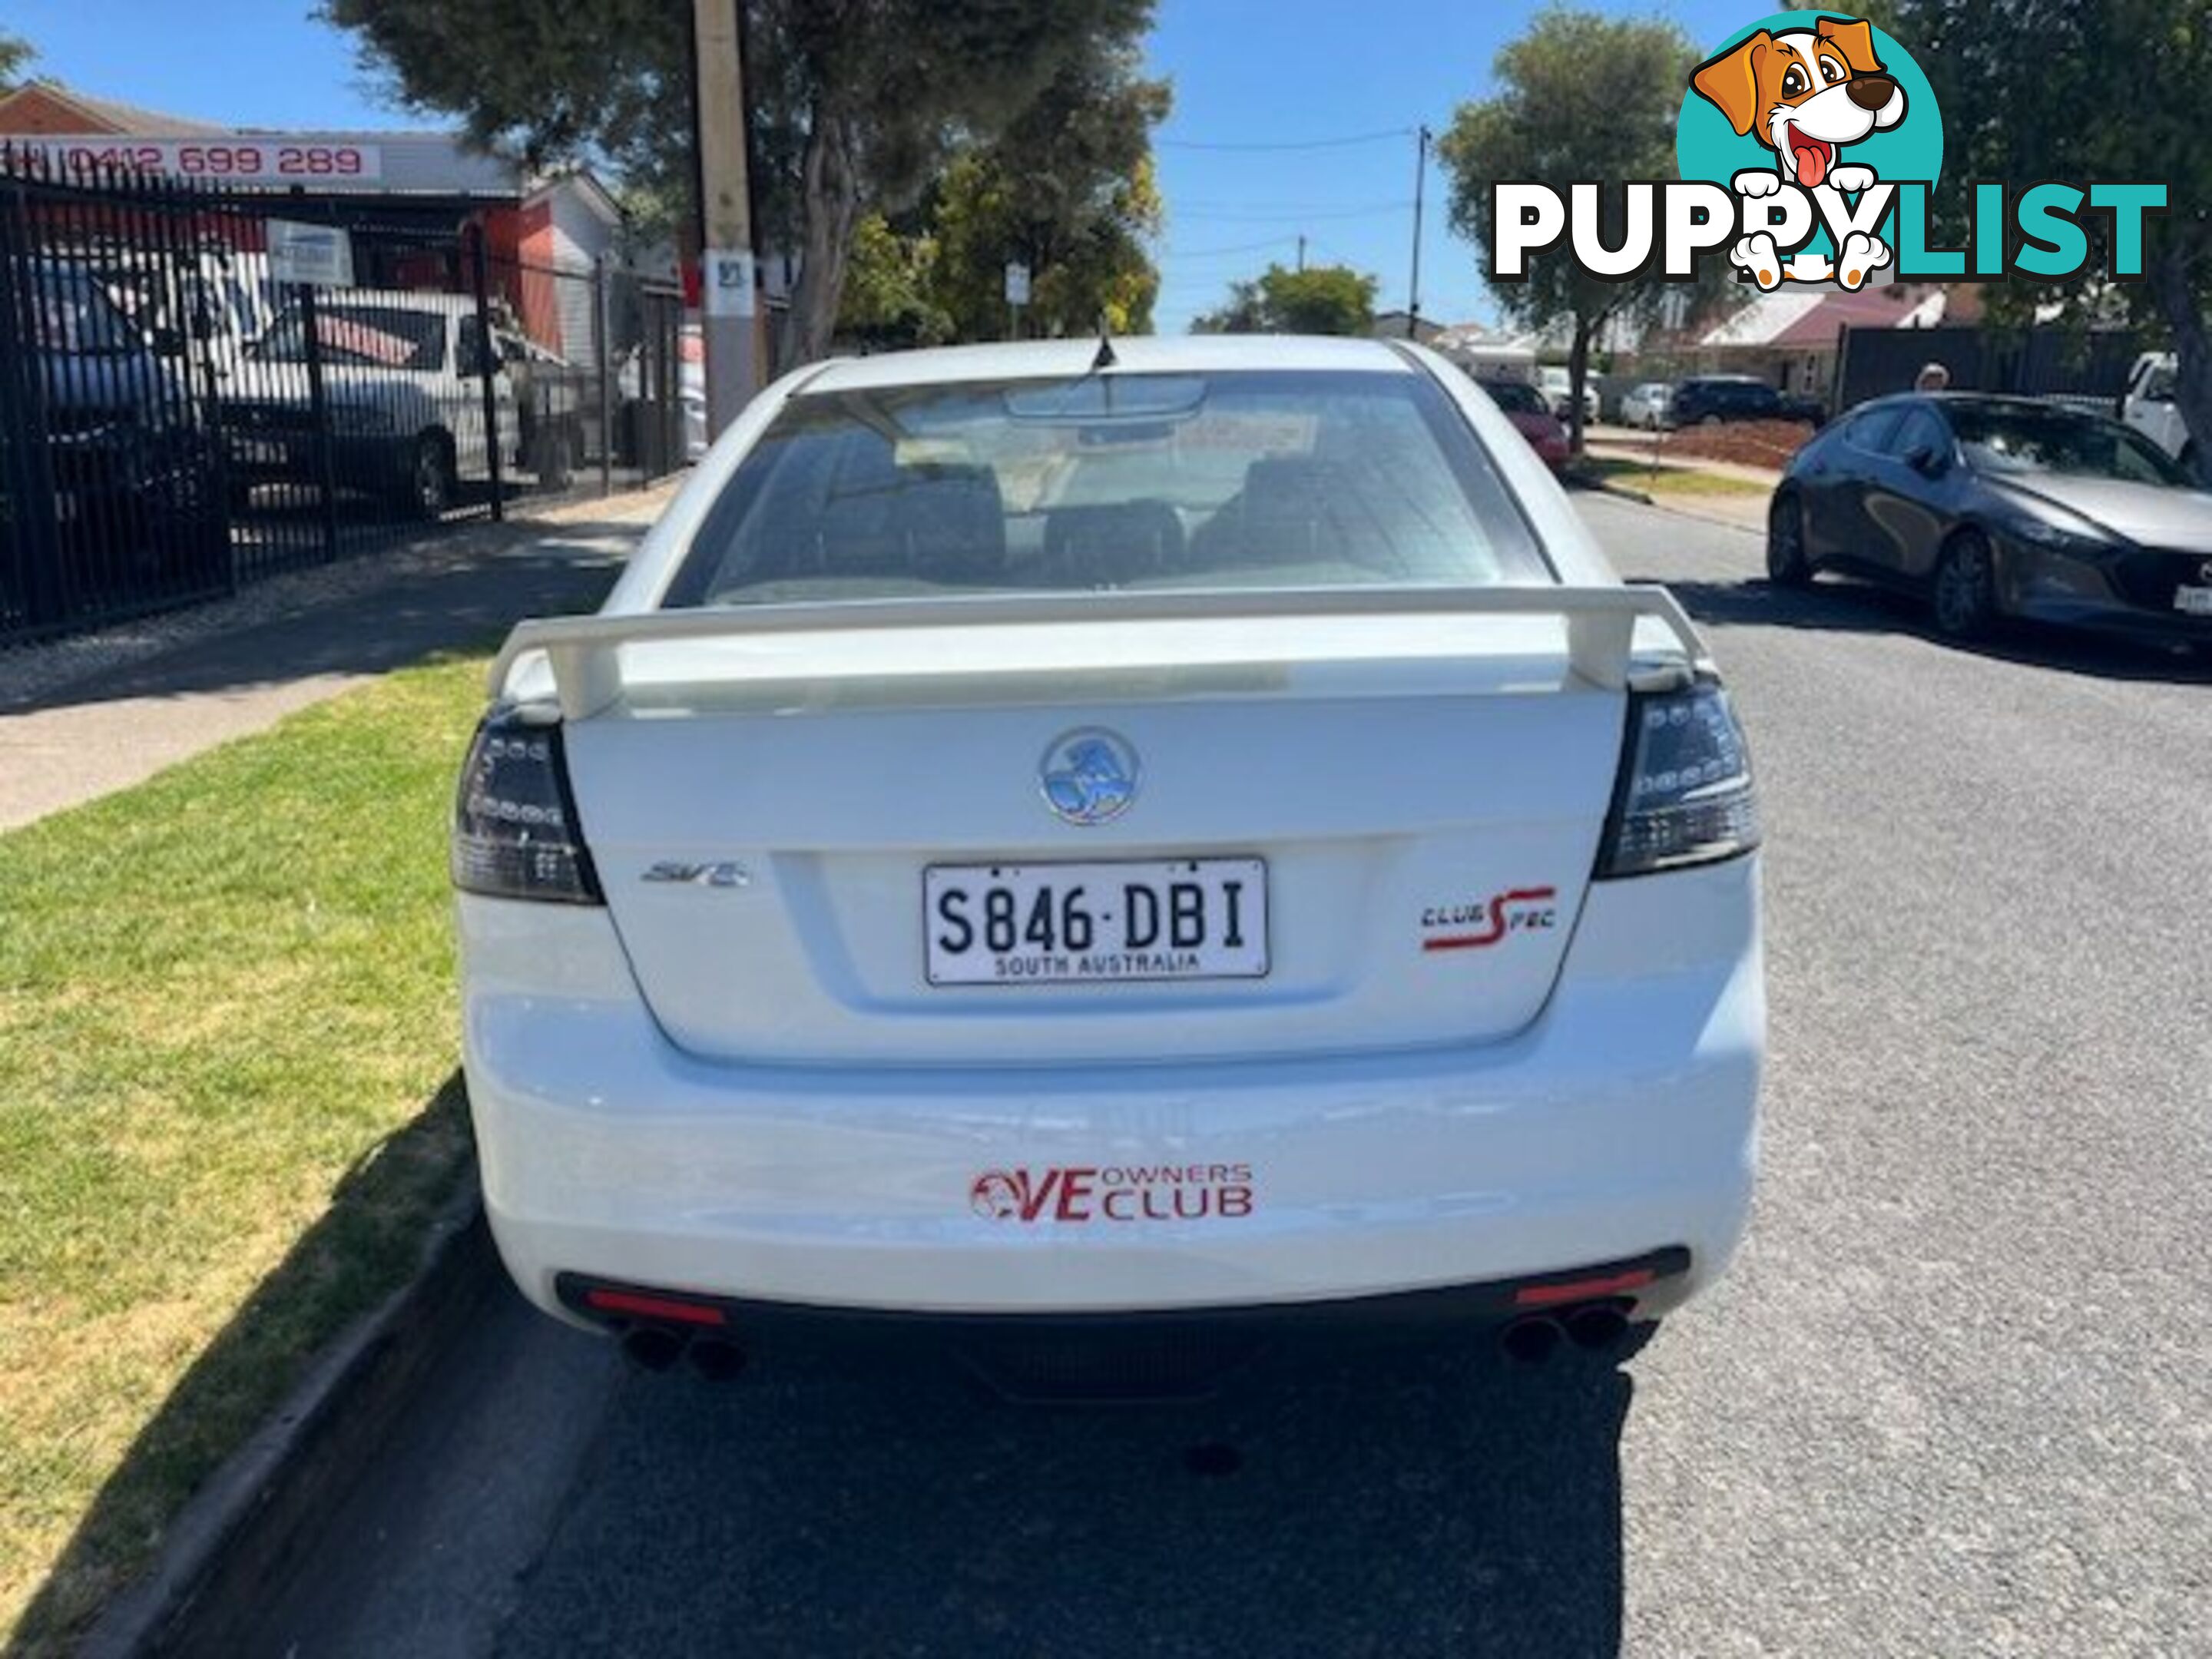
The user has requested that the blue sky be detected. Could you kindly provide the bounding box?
[8,0,1764,333]
[1145,0,1770,331]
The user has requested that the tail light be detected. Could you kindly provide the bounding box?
[451,705,601,903]
[1596,680,1760,879]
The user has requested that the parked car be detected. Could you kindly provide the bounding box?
[455,335,1765,1378]
[14,261,224,576]
[1621,382,1673,430]
[2118,351,2199,479]
[100,250,276,385]
[1768,391,2212,644]
[1667,376,1823,429]
[1479,376,1571,470]
[1538,364,1600,426]
[223,292,570,518]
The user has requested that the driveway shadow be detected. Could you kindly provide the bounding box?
[1666,575,2212,685]
[497,1323,1636,1658]
[2,522,629,717]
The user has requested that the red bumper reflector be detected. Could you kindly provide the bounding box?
[1512,1269,1656,1309]
[584,1288,728,1327]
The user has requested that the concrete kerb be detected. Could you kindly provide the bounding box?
[78,1181,498,1659]
[1570,475,1657,508]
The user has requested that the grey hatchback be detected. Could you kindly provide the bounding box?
[1769,392,2212,644]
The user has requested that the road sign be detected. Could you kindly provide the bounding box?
[704,249,757,318]
[1004,262,1031,306]
[266,220,355,287]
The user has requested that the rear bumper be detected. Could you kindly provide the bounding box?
[2009,591,2212,645]
[555,1245,1694,1336]
[2000,541,2212,645]
[462,856,1763,1323]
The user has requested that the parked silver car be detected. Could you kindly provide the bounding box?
[1621,382,1673,430]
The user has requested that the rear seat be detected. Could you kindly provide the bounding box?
[1040,501,1185,587]
[1189,456,1352,568]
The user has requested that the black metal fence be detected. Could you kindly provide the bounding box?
[0,151,687,648]
[1833,321,2151,416]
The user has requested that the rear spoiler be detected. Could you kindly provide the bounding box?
[488,584,1710,720]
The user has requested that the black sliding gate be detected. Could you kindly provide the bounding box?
[0,149,685,648]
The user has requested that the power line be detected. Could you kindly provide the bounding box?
[1161,233,1303,260]
[1172,201,1415,224]
[1159,126,1414,152]
[1177,195,1416,213]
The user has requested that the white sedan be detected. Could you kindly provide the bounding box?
[455,334,1763,1378]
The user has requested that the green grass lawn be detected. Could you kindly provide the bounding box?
[1574,455,1771,497]
[0,656,490,1652]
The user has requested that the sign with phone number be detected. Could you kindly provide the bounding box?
[12,140,382,184]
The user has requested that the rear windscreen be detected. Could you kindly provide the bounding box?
[663,369,1550,608]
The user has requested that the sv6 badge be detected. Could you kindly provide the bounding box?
[641,859,751,889]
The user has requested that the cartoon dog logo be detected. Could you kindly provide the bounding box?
[1690,15,1907,291]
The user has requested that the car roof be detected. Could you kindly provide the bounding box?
[1922,392,2078,410]
[1856,391,2104,418]
[799,333,1416,394]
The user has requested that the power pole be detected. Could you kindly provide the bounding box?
[692,0,757,439]
[1407,124,1431,340]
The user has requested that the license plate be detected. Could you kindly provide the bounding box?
[925,858,1268,986]
[230,438,288,467]
[2174,586,2212,616]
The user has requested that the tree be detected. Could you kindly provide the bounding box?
[916,43,1169,339]
[0,29,31,87]
[839,211,952,350]
[322,2,688,191]
[1437,9,1717,452]
[1894,0,2212,475]
[1190,277,1267,334]
[1191,263,1378,335]
[322,0,1154,365]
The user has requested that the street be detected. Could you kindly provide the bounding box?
[256,495,2212,1659]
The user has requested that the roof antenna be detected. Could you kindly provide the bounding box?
[1090,315,1118,372]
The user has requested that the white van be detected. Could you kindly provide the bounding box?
[2118,352,2197,476]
